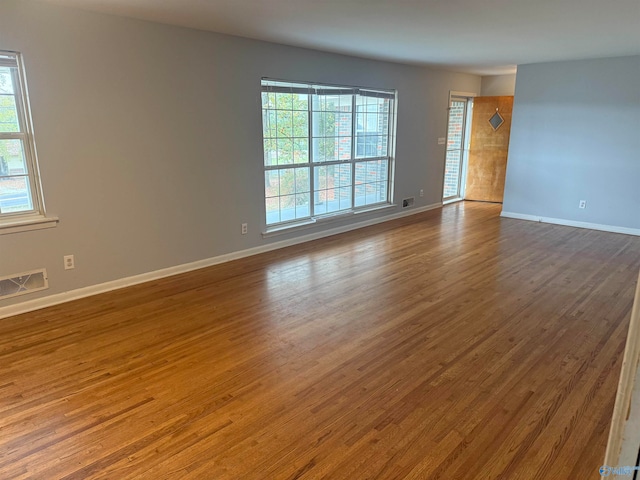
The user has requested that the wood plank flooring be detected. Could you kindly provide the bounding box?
[1,201,639,479]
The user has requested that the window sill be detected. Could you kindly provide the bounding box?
[262,203,395,238]
[0,215,59,235]
[352,203,396,215]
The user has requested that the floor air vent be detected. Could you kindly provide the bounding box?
[402,197,415,208]
[0,269,48,300]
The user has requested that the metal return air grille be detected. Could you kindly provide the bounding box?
[0,269,48,300]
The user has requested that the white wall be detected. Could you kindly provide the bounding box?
[0,0,481,310]
[502,56,640,233]
[480,74,516,96]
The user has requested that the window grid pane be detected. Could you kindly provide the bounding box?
[313,164,352,215]
[261,88,310,168]
[0,175,33,214]
[264,166,311,225]
[0,94,19,133]
[311,96,353,163]
[354,159,388,207]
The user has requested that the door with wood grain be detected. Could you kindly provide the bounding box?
[465,96,513,203]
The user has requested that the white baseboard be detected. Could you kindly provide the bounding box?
[500,211,640,237]
[0,203,442,320]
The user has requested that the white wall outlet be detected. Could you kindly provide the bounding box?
[579,200,587,209]
[63,254,75,270]
[241,223,248,235]
[438,137,446,145]
[419,189,424,197]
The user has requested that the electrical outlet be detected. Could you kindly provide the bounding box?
[63,255,75,270]
[579,200,586,209]
[419,189,424,197]
[241,223,248,235]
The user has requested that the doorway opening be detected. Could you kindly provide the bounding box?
[443,95,473,203]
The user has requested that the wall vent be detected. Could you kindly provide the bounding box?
[0,269,48,300]
[402,197,415,208]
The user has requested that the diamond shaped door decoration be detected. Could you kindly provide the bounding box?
[489,110,504,131]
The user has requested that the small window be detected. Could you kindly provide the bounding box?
[0,51,44,221]
[261,79,396,229]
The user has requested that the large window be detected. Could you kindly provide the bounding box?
[0,51,43,221]
[261,79,395,228]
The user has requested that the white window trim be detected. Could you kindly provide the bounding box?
[261,78,397,233]
[0,214,58,234]
[0,50,54,234]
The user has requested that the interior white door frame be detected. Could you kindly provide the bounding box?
[603,268,640,476]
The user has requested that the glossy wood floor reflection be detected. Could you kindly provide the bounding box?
[2,202,639,479]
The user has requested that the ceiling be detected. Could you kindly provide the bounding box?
[42,0,640,75]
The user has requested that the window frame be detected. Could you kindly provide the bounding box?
[0,50,51,233]
[261,78,396,231]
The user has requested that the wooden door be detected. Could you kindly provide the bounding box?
[465,96,513,203]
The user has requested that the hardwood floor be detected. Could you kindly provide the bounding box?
[1,202,639,479]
